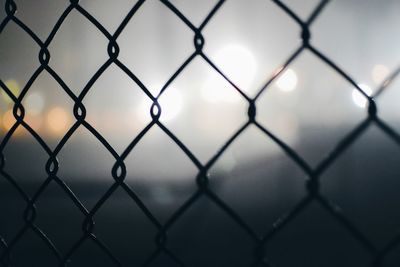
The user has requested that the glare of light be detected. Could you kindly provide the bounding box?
[372,64,389,85]
[276,68,298,92]
[1,80,20,104]
[201,44,256,103]
[24,92,45,115]
[352,84,372,108]
[2,110,15,131]
[158,88,183,121]
[46,107,70,134]
[201,78,241,103]
[137,85,183,122]
[135,98,152,124]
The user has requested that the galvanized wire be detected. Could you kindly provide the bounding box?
[1,0,400,266]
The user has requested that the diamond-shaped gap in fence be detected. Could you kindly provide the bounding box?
[66,235,119,267]
[10,0,68,40]
[0,174,27,242]
[279,0,324,21]
[312,0,400,84]
[47,8,109,96]
[376,76,400,133]
[158,56,247,163]
[79,0,141,33]
[167,0,219,27]
[18,70,75,149]
[321,125,400,247]
[201,0,300,97]
[83,63,151,154]
[207,125,307,235]
[266,201,371,267]
[1,127,49,197]
[92,185,159,266]
[167,196,254,267]
[33,180,85,255]
[0,21,39,92]
[257,50,367,167]
[117,0,194,90]
[124,125,198,224]
[9,226,60,267]
[55,126,118,210]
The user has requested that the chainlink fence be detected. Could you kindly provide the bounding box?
[1,0,400,266]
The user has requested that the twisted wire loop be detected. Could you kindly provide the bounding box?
[1,0,400,266]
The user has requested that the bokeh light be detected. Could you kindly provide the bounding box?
[213,44,257,89]
[202,45,256,102]
[158,88,183,122]
[352,84,372,108]
[275,68,298,92]
[2,109,16,131]
[137,85,183,123]
[24,92,45,116]
[46,107,71,135]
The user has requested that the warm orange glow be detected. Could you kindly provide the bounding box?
[2,109,16,131]
[46,107,71,135]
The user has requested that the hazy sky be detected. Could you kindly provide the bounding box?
[1,0,400,180]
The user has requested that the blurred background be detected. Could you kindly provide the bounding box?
[1,0,400,266]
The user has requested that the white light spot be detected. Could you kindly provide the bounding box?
[276,68,298,92]
[201,78,241,103]
[137,85,183,123]
[24,92,45,115]
[159,87,183,122]
[202,45,256,102]
[352,84,372,108]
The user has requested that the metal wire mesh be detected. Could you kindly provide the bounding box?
[1,0,400,266]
